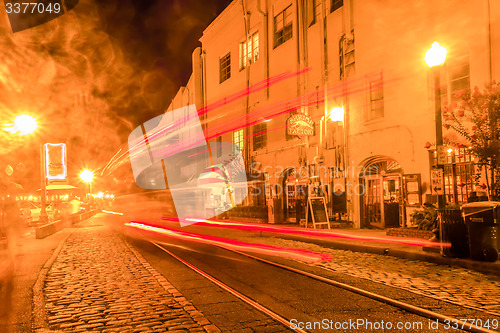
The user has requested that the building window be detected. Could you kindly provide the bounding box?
[310,0,322,25]
[450,60,470,99]
[273,5,293,48]
[253,122,267,150]
[439,55,470,105]
[331,0,343,12]
[233,129,243,154]
[216,136,222,157]
[339,33,355,79]
[219,53,231,83]
[433,148,476,204]
[239,32,259,70]
[366,72,384,121]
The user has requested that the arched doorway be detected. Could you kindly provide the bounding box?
[278,167,308,223]
[359,156,404,229]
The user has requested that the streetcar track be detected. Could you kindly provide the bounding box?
[149,238,498,333]
[315,263,500,320]
[118,212,499,333]
[151,241,304,333]
[215,245,500,333]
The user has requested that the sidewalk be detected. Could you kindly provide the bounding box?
[1,214,220,333]
[177,218,500,277]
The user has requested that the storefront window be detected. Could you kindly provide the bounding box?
[432,148,475,204]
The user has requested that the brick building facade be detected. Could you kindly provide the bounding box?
[165,0,500,228]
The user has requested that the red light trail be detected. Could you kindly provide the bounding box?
[125,221,332,263]
[164,217,449,249]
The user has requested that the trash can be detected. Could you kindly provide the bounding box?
[439,209,469,258]
[462,201,500,262]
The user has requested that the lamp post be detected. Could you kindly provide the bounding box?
[2,114,49,224]
[327,106,345,172]
[425,41,447,209]
[39,142,49,224]
[80,169,94,204]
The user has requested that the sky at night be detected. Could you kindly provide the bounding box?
[1,0,233,129]
[92,0,233,126]
[0,0,232,188]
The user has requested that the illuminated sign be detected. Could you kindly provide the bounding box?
[45,143,67,181]
[287,114,315,137]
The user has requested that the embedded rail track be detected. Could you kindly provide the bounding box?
[143,237,500,333]
[111,193,500,332]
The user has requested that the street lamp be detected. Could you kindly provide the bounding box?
[3,114,50,224]
[328,107,344,123]
[425,41,447,209]
[80,169,94,201]
[3,114,38,135]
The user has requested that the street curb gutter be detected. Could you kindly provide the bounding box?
[264,233,500,277]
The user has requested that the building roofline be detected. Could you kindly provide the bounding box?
[200,0,239,41]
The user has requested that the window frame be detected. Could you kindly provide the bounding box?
[330,0,343,13]
[253,122,267,150]
[366,72,384,122]
[432,148,476,204]
[233,129,244,154]
[216,136,222,157]
[273,5,293,49]
[339,33,356,81]
[239,32,259,70]
[219,53,231,83]
[310,0,322,26]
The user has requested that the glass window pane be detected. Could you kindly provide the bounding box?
[275,15,283,31]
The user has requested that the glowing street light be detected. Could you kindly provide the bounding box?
[3,114,50,224]
[328,107,344,122]
[80,169,94,205]
[79,170,94,183]
[425,42,447,68]
[3,114,38,135]
[426,41,447,210]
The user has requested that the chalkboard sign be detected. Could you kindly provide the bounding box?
[306,197,330,229]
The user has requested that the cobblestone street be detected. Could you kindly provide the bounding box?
[257,237,500,316]
[38,217,219,332]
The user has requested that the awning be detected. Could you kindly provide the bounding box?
[37,184,78,191]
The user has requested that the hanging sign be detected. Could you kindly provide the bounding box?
[286,114,315,137]
[45,143,67,181]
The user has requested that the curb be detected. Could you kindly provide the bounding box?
[35,210,100,239]
[269,232,500,276]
